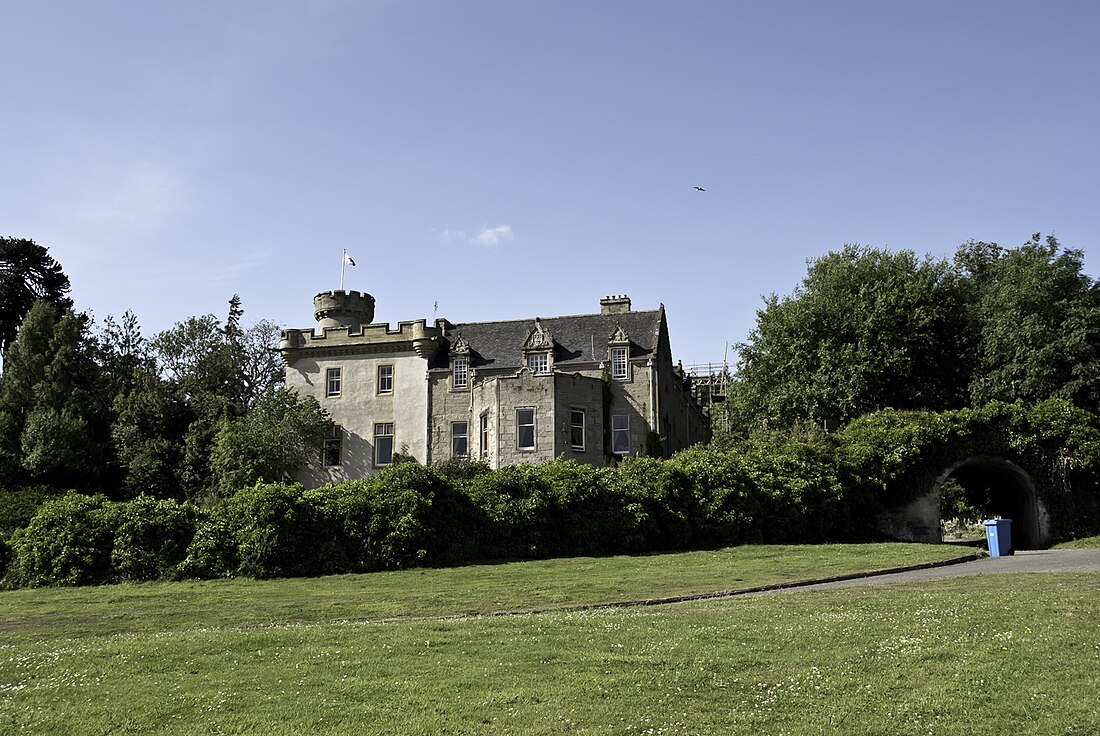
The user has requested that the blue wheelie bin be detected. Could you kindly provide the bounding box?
[983,518,1013,556]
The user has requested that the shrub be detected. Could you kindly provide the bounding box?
[9,492,116,586]
[179,466,459,580]
[0,485,64,538]
[663,447,759,547]
[462,463,554,559]
[0,536,11,586]
[331,462,446,571]
[736,440,849,542]
[111,495,201,582]
[180,482,320,579]
[606,456,684,550]
[537,459,644,556]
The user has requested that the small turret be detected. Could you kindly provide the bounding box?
[314,290,375,331]
[412,321,440,361]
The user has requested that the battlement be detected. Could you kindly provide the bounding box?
[279,317,442,360]
[314,290,376,330]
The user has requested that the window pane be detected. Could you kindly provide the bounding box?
[570,410,585,450]
[452,421,468,457]
[527,352,548,375]
[322,438,341,467]
[517,408,535,450]
[479,414,489,457]
[378,365,393,393]
[453,358,468,389]
[612,414,630,454]
[376,437,393,465]
[326,367,342,396]
[374,422,394,466]
[611,348,628,380]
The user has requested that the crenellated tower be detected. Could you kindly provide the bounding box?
[313,289,376,331]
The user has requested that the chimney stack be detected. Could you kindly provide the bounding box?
[600,295,631,315]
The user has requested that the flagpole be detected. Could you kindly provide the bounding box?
[340,249,346,291]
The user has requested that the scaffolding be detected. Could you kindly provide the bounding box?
[684,342,732,434]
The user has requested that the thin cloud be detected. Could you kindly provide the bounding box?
[437,228,467,243]
[469,224,513,247]
[35,146,193,237]
[208,250,274,287]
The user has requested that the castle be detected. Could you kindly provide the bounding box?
[280,290,711,485]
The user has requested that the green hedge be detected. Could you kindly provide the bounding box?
[6,493,200,587]
[6,399,1100,587]
[834,399,1100,539]
[179,464,461,579]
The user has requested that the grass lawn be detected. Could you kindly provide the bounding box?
[1055,535,1100,549]
[5,544,1098,735]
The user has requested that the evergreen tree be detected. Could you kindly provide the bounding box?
[0,238,72,356]
[0,302,106,490]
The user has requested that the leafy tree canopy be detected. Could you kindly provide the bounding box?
[727,235,1100,434]
[208,387,329,501]
[728,245,970,433]
[962,234,1100,410]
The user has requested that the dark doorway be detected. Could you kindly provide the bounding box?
[937,456,1045,550]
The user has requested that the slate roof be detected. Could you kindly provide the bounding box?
[431,308,665,371]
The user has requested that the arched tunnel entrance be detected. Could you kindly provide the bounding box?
[934,456,1049,550]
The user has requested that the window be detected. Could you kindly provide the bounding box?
[452,357,469,390]
[517,408,535,451]
[526,352,549,375]
[377,364,393,394]
[325,367,342,397]
[479,413,489,458]
[374,422,394,466]
[570,410,585,451]
[451,421,468,458]
[612,414,630,454]
[322,425,342,467]
[610,347,628,380]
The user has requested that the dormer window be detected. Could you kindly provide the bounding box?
[452,356,469,390]
[610,346,628,380]
[608,323,630,381]
[521,318,555,376]
[450,334,472,391]
[526,352,550,375]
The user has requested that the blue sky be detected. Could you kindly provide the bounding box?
[2,1,1097,368]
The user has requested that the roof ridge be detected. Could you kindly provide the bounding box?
[451,309,661,328]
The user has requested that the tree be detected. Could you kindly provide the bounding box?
[208,387,329,499]
[135,297,289,500]
[111,368,191,499]
[727,245,971,433]
[0,238,72,356]
[0,301,107,490]
[962,234,1100,412]
[237,319,285,408]
[94,310,153,398]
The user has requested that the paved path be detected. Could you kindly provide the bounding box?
[772,548,1100,594]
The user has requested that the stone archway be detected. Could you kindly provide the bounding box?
[933,456,1049,550]
[874,456,1050,549]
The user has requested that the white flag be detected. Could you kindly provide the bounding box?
[344,252,356,267]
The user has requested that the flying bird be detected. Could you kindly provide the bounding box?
[693,186,706,192]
